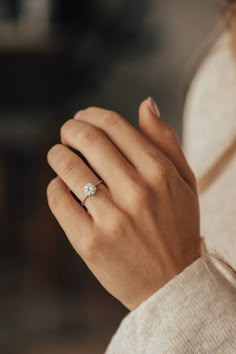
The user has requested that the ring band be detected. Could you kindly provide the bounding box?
[81,180,104,206]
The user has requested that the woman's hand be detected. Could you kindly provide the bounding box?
[47,97,200,311]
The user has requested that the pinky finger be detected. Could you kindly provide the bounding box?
[47,177,93,255]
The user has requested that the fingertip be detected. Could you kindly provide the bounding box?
[147,97,161,117]
[47,176,59,196]
[139,97,161,119]
[138,98,148,115]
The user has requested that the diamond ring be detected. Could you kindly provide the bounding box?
[81,180,104,206]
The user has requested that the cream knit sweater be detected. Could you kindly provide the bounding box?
[105,31,236,353]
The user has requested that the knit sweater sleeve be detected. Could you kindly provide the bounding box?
[105,256,236,354]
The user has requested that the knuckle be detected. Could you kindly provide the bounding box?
[131,186,150,208]
[77,124,102,144]
[145,149,174,183]
[155,163,172,181]
[85,107,123,129]
[163,124,178,142]
[101,111,122,129]
[151,161,173,183]
[59,155,76,177]
[84,210,128,262]
[127,176,150,207]
[145,148,161,164]
[98,207,127,240]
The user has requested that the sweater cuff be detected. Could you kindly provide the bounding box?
[105,256,236,354]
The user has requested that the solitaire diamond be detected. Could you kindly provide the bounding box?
[83,183,97,196]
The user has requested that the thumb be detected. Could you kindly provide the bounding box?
[139,97,197,193]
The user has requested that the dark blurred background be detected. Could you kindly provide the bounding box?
[0,1,219,353]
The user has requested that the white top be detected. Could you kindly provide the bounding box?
[183,31,236,270]
[105,31,236,353]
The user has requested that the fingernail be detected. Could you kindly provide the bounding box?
[147,97,160,117]
[74,111,81,120]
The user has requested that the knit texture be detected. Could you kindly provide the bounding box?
[183,31,236,270]
[105,257,236,353]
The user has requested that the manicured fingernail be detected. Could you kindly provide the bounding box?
[147,97,160,117]
[74,111,81,120]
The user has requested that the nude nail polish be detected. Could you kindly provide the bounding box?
[74,111,81,120]
[147,97,160,117]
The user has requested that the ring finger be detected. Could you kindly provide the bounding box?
[47,144,114,220]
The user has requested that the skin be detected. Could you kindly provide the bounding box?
[47,98,201,311]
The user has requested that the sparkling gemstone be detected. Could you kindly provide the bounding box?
[83,183,97,196]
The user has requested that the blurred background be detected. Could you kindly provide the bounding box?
[0,0,221,353]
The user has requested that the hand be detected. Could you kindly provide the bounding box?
[47,97,200,311]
